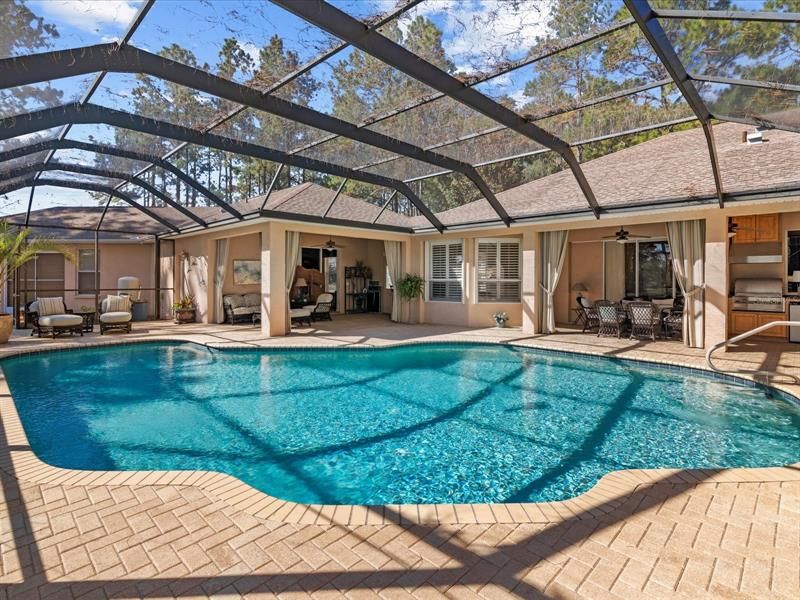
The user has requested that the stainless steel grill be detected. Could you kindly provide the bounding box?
[732,279,785,313]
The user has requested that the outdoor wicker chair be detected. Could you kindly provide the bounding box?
[662,295,685,339]
[577,296,599,333]
[627,301,660,341]
[596,300,626,338]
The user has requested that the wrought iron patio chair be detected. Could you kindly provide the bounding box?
[577,296,599,333]
[662,295,685,340]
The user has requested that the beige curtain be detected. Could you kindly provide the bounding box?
[384,240,402,322]
[213,238,229,324]
[538,230,569,333]
[285,231,301,333]
[666,220,705,348]
[603,241,626,301]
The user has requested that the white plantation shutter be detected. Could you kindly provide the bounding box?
[427,240,463,302]
[477,238,521,302]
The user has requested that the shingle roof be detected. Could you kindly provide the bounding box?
[13,182,412,240]
[408,122,800,227]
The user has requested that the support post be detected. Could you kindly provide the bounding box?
[154,234,160,320]
[704,213,729,351]
[94,230,100,313]
[521,229,541,335]
[260,223,287,336]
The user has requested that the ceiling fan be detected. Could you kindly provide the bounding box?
[308,238,346,250]
[602,227,651,243]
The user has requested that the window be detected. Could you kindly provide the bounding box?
[607,240,674,300]
[18,253,65,305]
[476,238,521,302]
[426,240,463,302]
[300,247,321,271]
[77,249,96,295]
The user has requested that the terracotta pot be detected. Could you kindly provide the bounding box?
[0,314,13,344]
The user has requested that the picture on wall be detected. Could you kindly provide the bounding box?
[233,260,261,285]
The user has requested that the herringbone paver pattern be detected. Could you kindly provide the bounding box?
[1,472,798,599]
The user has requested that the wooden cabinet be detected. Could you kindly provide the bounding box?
[731,213,780,243]
[729,310,787,339]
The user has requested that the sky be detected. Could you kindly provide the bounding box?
[0,0,781,216]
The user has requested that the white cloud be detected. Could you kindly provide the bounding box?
[31,1,140,33]
[509,89,532,110]
[399,0,554,73]
[239,42,262,69]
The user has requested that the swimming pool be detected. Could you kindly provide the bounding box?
[2,342,798,505]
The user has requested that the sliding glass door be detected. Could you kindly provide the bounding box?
[605,240,675,301]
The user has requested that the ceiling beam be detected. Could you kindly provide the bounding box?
[271,0,601,218]
[690,74,800,94]
[0,103,444,232]
[0,138,242,219]
[625,0,726,208]
[0,42,507,225]
[0,161,208,228]
[653,8,800,22]
[0,176,180,233]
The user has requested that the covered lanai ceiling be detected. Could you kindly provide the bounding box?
[0,0,798,237]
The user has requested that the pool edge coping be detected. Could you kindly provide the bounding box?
[1,334,799,527]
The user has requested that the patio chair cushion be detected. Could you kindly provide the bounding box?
[243,293,260,307]
[224,294,245,308]
[36,297,66,316]
[38,314,82,327]
[103,295,131,313]
[290,308,311,319]
[231,306,257,316]
[100,311,132,324]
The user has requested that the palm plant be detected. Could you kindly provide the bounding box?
[0,221,74,289]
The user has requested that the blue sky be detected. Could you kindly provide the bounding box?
[0,0,781,215]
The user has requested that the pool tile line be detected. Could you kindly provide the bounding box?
[1,369,799,529]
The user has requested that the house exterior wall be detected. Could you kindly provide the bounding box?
[156,197,800,347]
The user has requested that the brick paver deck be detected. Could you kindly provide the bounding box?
[0,316,797,598]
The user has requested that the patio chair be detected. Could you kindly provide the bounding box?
[304,293,334,321]
[28,297,83,338]
[596,300,626,338]
[576,297,599,333]
[662,295,685,340]
[627,301,660,341]
[99,295,133,335]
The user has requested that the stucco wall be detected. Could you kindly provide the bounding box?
[223,233,261,296]
[63,242,155,316]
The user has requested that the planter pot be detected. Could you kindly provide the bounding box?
[0,314,12,344]
[174,308,196,324]
[494,320,507,328]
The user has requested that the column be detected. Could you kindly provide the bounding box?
[521,229,541,334]
[260,222,287,336]
[704,213,729,350]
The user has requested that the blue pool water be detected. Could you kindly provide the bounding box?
[2,342,798,505]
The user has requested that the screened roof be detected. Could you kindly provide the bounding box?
[1,0,799,236]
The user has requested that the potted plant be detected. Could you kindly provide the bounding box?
[173,295,196,324]
[492,311,510,328]
[0,221,73,343]
[396,273,424,323]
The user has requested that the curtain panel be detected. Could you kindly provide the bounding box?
[285,231,301,333]
[384,240,402,322]
[213,238,230,324]
[666,220,706,348]
[538,230,569,333]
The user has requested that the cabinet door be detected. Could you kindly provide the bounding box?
[757,313,787,338]
[730,312,758,334]
[755,214,780,243]
[732,215,756,243]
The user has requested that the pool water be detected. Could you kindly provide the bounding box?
[2,342,798,505]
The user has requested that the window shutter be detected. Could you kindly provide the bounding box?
[476,238,521,302]
[427,240,463,302]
